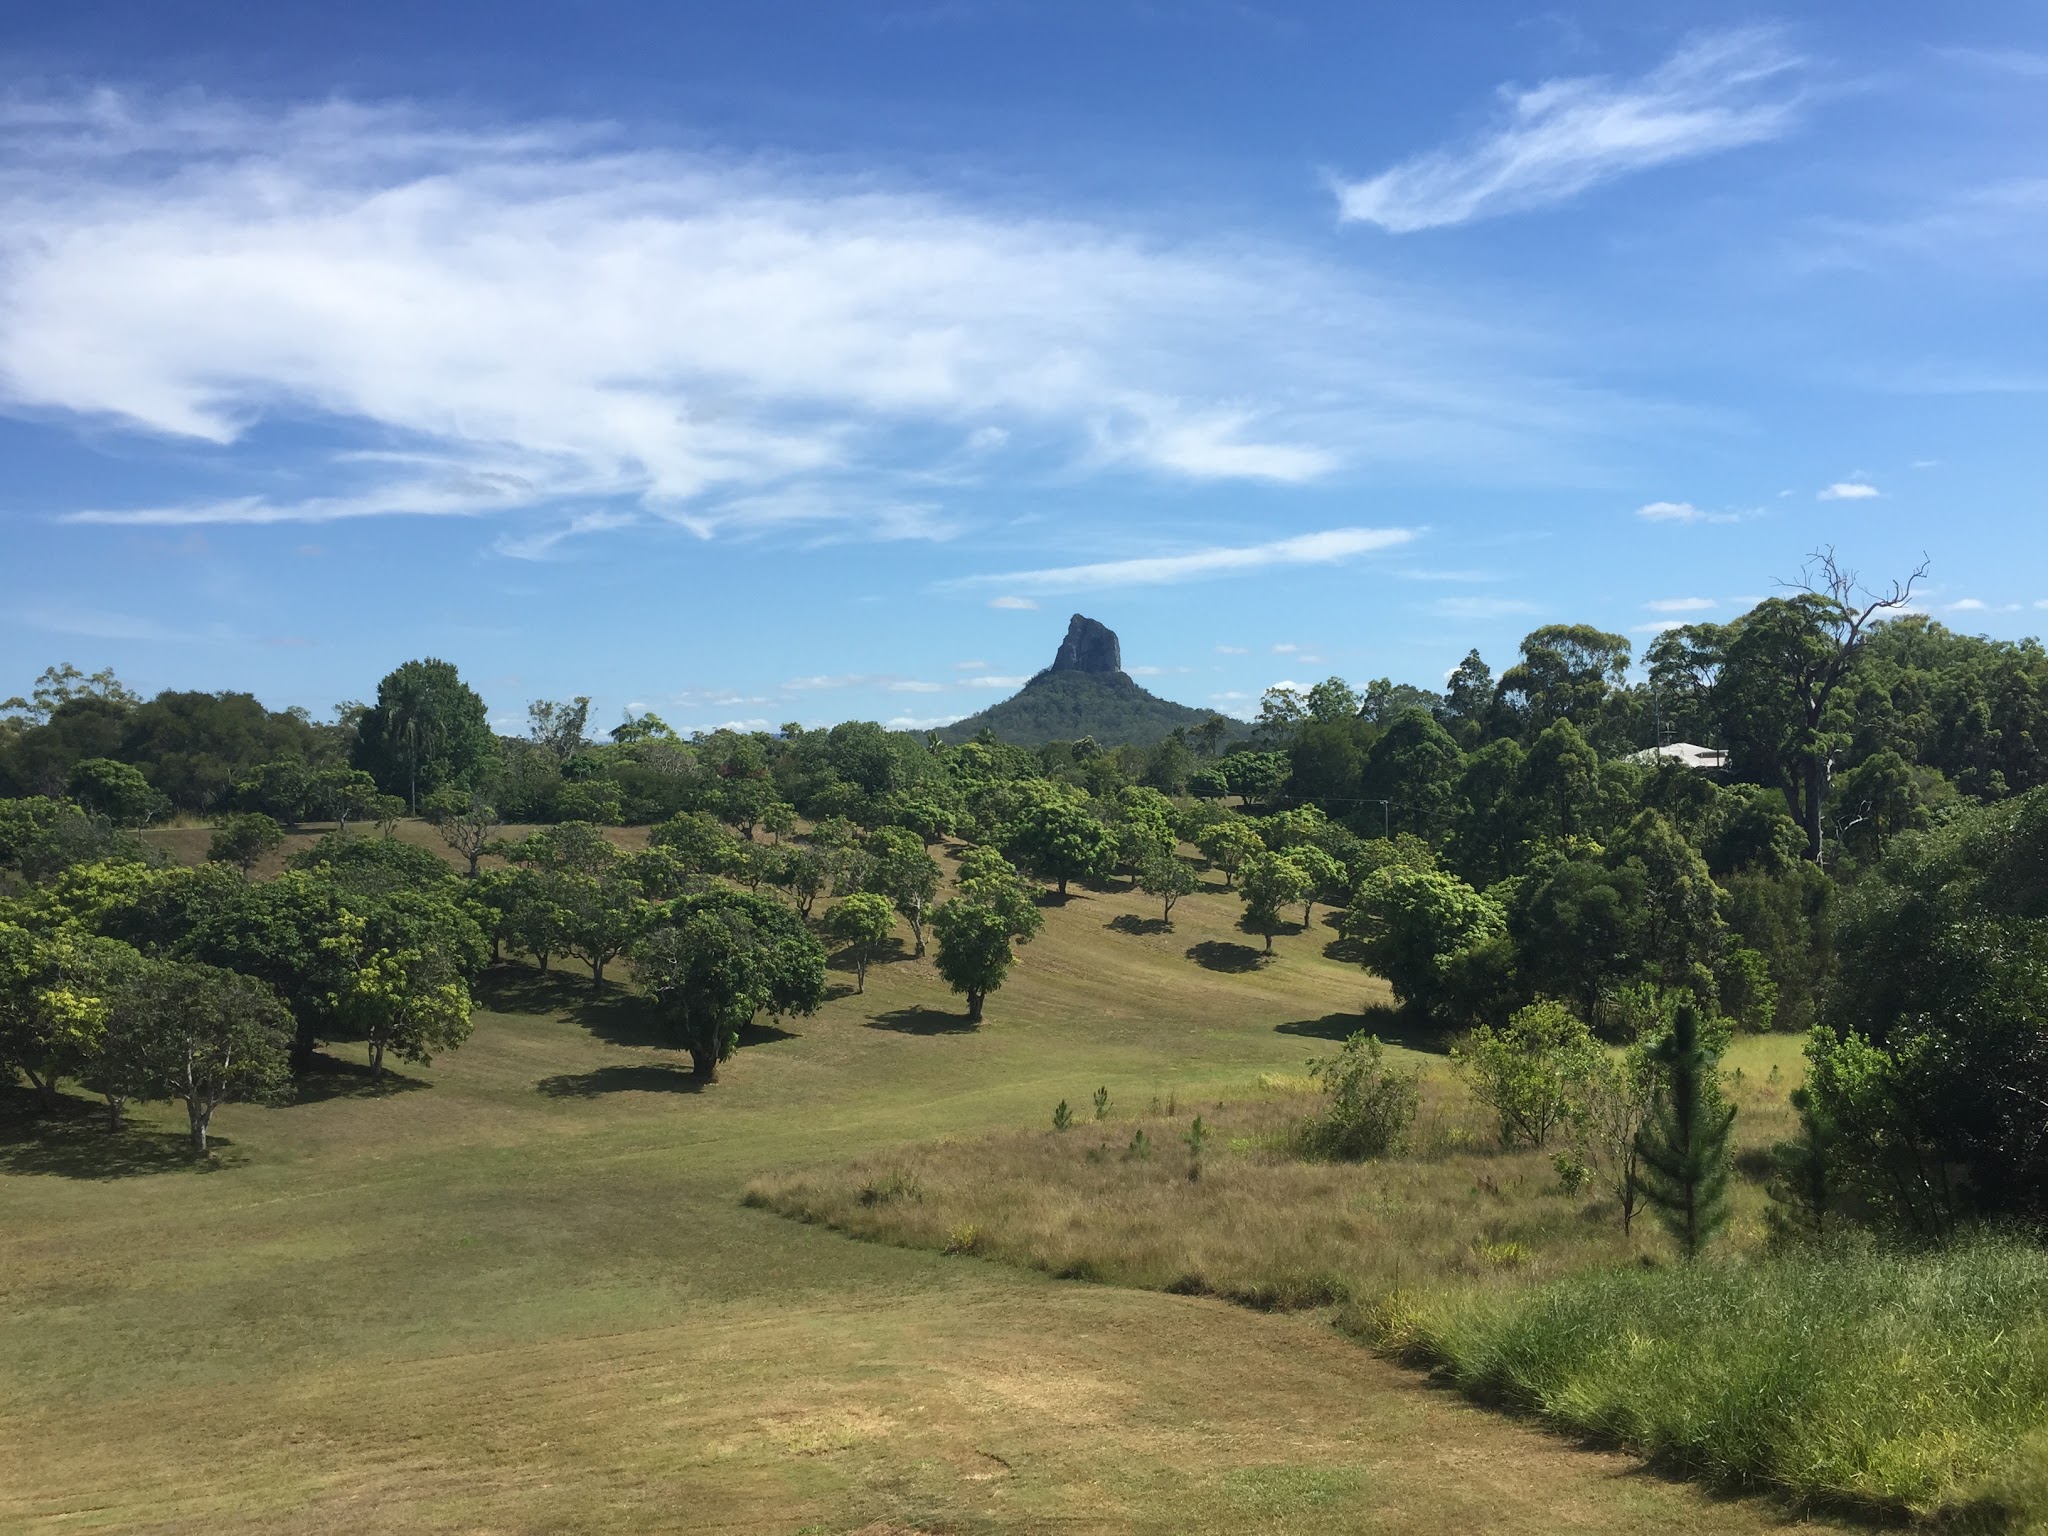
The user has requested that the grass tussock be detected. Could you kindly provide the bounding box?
[750,1079,1669,1311]
[1357,1235,2048,1527]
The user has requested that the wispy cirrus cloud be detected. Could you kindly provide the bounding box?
[1818,481,1880,500]
[1430,595,1541,620]
[1636,499,1752,524]
[955,527,1414,594]
[1644,596,1716,612]
[1335,28,1803,232]
[0,91,1635,540]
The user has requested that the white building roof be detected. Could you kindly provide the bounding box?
[1628,742,1729,770]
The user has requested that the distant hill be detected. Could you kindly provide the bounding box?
[937,614,1227,748]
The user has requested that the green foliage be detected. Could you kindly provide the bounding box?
[952,846,1043,942]
[1135,847,1197,924]
[1342,865,1506,1021]
[119,959,295,1149]
[207,813,285,876]
[937,669,1224,749]
[1237,850,1308,953]
[1632,1001,1735,1259]
[1052,1098,1072,1132]
[64,758,167,828]
[999,787,1114,895]
[1194,816,1263,887]
[1454,1000,1596,1148]
[1300,1032,1418,1160]
[633,888,827,1080]
[931,897,1018,1023]
[423,787,501,877]
[824,890,894,993]
[1373,1236,2048,1524]
[353,657,493,810]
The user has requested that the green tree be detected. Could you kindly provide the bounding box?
[1342,865,1506,1020]
[1568,1037,1663,1235]
[207,813,285,878]
[825,891,895,993]
[311,765,381,834]
[1363,708,1463,842]
[931,898,1018,1023]
[1285,844,1345,928]
[1137,849,1198,925]
[865,827,942,956]
[124,960,294,1151]
[65,758,167,828]
[649,810,737,878]
[1632,1001,1736,1258]
[1649,553,1925,861]
[1456,999,1597,1148]
[354,658,493,811]
[0,924,114,1110]
[423,787,501,878]
[1001,791,1114,896]
[1497,624,1632,737]
[527,697,590,762]
[1196,817,1263,888]
[634,890,827,1080]
[1238,851,1309,953]
[954,846,1044,942]
[1302,1032,1419,1160]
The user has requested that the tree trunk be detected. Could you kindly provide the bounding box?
[1801,755,1826,861]
[21,1064,58,1113]
[189,1102,210,1153]
[369,1039,385,1080]
[538,952,550,974]
[1057,874,1068,896]
[688,1047,718,1082]
[591,957,604,986]
[1263,929,1274,953]
[104,1095,124,1131]
[967,989,984,1023]
[855,955,867,994]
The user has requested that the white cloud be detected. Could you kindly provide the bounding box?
[1431,596,1542,619]
[1949,598,1987,612]
[1334,29,1802,232]
[1211,690,1251,701]
[1818,481,1880,500]
[14,603,230,643]
[958,526,1415,594]
[0,93,1632,536]
[1911,459,1941,469]
[962,675,1027,689]
[1644,596,1716,612]
[1633,620,1688,634]
[952,658,989,670]
[989,595,1039,610]
[1271,642,1300,654]
[1635,499,1747,524]
[1266,679,1304,693]
[885,713,963,731]
[885,680,945,693]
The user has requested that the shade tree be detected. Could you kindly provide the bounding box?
[825,891,895,992]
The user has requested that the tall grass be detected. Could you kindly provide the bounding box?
[1361,1235,2048,1525]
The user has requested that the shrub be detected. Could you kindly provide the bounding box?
[1299,1032,1419,1161]
[1454,999,1596,1148]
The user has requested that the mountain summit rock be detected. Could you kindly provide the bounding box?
[1049,614,1123,676]
[937,613,1238,748]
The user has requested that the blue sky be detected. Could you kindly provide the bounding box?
[1,1,2044,734]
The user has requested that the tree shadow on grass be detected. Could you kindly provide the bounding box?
[537,1063,706,1099]
[867,1006,978,1035]
[827,937,910,974]
[1109,914,1170,936]
[1276,1007,1448,1055]
[1186,940,1269,973]
[474,965,600,1018]
[291,1053,432,1104]
[0,1089,219,1178]
[1321,932,1371,965]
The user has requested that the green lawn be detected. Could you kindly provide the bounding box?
[2,853,1837,1534]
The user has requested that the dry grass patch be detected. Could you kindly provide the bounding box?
[747,1047,1804,1311]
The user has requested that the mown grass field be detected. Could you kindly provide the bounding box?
[2,830,1839,1534]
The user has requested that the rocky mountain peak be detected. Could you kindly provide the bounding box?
[1049,614,1122,675]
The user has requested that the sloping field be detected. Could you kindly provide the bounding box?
[0,848,1834,1534]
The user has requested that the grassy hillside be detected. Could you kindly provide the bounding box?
[3,849,1834,1535]
[937,668,1223,747]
